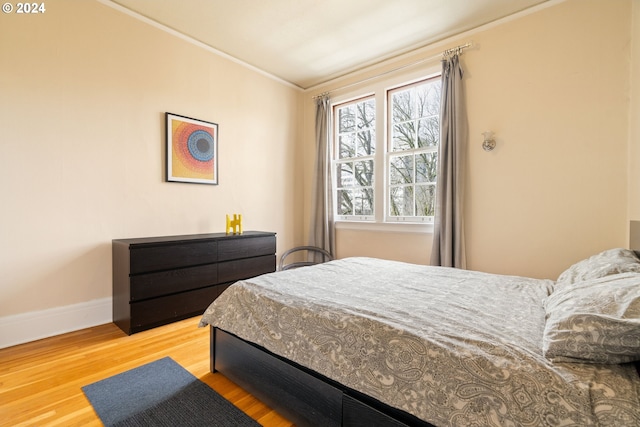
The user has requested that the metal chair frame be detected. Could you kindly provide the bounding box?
[278,246,333,271]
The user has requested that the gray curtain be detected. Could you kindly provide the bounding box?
[430,54,467,268]
[309,95,335,261]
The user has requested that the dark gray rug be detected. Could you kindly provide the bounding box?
[82,357,260,427]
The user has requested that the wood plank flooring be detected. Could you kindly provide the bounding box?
[0,316,294,426]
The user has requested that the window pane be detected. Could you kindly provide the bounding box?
[337,189,352,215]
[415,84,428,118]
[416,184,436,216]
[417,116,439,147]
[354,160,373,186]
[357,99,375,130]
[390,155,413,185]
[357,130,375,156]
[416,152,437,183]
[416,83,440,118]
[338,105,355,133]
[354,188,373,216]
[392,89,413,122]
[392,121,415,152]
[424,81,441,116]
[389,186,414,216]
[339,134,355,159]
[337,162,353,187]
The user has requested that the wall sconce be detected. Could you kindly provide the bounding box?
[482,131,496,151]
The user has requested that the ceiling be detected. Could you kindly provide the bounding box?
[109,0,549,89]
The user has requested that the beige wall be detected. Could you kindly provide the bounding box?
[337,228,433,265]
[631,0,640,221]
[0,1,302,318]
[303,0,634,279]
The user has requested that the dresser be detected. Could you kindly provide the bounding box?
[112,231,276,335]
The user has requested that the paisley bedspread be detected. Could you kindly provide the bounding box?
[199,257,640,426]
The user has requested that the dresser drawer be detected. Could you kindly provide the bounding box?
[130,285,221,333]
[218,236,276,261]
[130,241,217,274]
[218,255,275,283]
[130,263,218,301]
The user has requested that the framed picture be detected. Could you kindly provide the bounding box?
[166,112,218,185]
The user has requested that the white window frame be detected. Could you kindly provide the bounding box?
[385,77,441,224]
[333,95,376,221]
[331,66,442,233]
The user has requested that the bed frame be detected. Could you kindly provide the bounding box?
[210,327,434,427]
[210,222,640,427]
[631,220,640,259]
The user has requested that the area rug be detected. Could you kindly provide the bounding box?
[82,357,260,427]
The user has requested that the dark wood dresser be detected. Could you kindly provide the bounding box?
[112,231,276,335]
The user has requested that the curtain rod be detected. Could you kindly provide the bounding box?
[312,42,472,99]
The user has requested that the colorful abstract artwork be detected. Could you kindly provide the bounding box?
[166,113,218,185]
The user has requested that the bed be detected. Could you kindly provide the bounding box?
[199,242,640,426]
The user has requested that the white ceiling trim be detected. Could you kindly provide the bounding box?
[98,0,564,93]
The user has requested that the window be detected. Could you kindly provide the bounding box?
[388,78,441,221]
[332,75,441,224]
[334,97,376,219]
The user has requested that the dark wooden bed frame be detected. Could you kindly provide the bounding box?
[210,327,434,427]
[210,221,640,427]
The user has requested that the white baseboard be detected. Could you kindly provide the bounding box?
[0,297,112,349]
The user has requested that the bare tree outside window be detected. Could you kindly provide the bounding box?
[389,78,441,219]
[335,97,375,217]
[332,75,441,223]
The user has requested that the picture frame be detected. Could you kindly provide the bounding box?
[166,112,218,185]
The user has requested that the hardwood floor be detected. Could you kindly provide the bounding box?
[0,316,294,426]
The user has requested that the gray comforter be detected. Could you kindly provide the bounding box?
[199,257,640,426]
